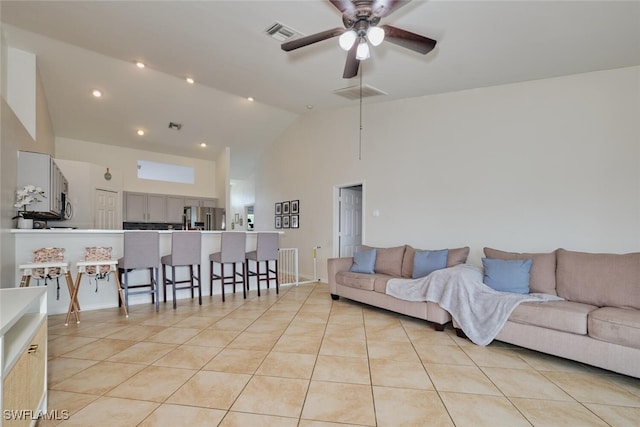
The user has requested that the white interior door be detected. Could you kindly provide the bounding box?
[339,186,362,257]
[95,189,118,229]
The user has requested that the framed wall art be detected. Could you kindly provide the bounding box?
[291,200,299,214]
[282,201,290,215]
[282,215,290,228]
[275,202,282,215]
[275,216,282,229]
[291,215,299,229]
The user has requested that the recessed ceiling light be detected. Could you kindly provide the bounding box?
[306,105,314,109]
[136,61,145,69]
[200,142,207,148]
[247,97,254,102]
[92,89,102,98]
[186,77,195,84]
[137,129,145,136]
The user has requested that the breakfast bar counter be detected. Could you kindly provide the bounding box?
[12,229,259,315]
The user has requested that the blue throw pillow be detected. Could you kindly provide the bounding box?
[482,258,532,294]
[350,249,377,274]
[412,249,449,279]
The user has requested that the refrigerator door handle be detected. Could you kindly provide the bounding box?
[206,212,212,231]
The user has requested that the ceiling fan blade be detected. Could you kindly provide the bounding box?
[343,42,360,79]
[329,0,356,15]
[380,24,437,54]
[281,27,345,52]
[372,0,410,18]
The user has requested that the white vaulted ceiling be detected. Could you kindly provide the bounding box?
[2,1,639,178]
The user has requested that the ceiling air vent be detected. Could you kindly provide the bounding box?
[333,84,388,100]
[265,22,300,42]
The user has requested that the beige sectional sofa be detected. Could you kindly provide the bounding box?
[327,245,470,331]
[482,247,640,378]
[329,245,640,378]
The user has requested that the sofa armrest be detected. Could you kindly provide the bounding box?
[327,257,353,295]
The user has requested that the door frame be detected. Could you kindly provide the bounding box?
[333,180,365,258]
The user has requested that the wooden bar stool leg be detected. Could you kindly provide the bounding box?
[114,271,129,318]
[65,272,82,326]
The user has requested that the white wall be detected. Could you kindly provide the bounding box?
[255,67,640,281]
[55,137,218,198]
[0,34,56,286]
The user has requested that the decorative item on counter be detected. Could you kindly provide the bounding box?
[14,185,46,228]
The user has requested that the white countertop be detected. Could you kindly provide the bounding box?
[10,229,261,234]
[0,287,47,336]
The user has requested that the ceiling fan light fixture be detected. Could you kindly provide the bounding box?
[367,26,385,46]
[356,40,370,60]
[338,30,357,51]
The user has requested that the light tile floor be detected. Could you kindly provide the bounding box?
[41,282,640,426]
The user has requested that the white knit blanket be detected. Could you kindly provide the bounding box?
[386,264,563,346]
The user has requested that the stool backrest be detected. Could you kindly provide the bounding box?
[220,232,246,263]
[256,232,279,261]
[32,247,65,279]
[170,231,202,265]
[121,231,160,269]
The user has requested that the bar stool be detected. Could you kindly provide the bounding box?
[18,247,75,305]
[66,246,127,325]
[245,232,279,297]
[209,232,247,301]
[162,231,202,309]
[117,231,160,312]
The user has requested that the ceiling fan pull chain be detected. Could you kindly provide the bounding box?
[359,64,363,161]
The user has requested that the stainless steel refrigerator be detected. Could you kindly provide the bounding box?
[183,207,226,230]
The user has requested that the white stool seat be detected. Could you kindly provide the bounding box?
[66,259,127,326]
[76,259,118,273]
[18,261,70,286]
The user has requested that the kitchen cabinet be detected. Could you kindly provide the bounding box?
[166,196,186,223]
[125,192,218,224]
[184,198,217,208]
[1,287,47,427]
[123,192,166,222]
[17,151,69,219]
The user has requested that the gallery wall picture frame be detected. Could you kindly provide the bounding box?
[275,216,282,229]
[291,215,299,229]
[282,201,290,215]
[291,200,299,214]
[283,215,290,228]
[275,202,282,215]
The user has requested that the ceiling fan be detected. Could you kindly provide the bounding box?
[281,0,437,79]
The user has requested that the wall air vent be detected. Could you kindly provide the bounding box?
[333,84,388,100]
[265,22,300,42]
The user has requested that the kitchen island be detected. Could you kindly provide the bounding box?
[12,229,259,315]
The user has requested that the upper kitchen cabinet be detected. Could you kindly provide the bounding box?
[123,192,166,222]
[184,198,217,208]
[17,151,69,219]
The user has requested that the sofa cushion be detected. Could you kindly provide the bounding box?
[588,307,640,350]
[402,246,470,278]
[373,276,394,294]
[350,248,376,274]
[509,300,597,335]
[335,271,376,291]
[413,249,449,278]
[556,249,640,309]
[361,245,405,277]
[483,248,557,295]
[482,258,532,294]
